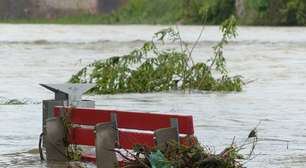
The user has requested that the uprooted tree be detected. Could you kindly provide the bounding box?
[69,16,243,94]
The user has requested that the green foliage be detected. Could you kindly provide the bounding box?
[185,0,236,24]
[0,0,235,25]
[280,0,306,25]
[243,0,306,25]
[110,0,236,24]
[0,0,184,25]
[102,0,185,24]
[1,0,306,25]
[99,0,303,26]
[242,0,272,25]
[248,0,270,11]
[69,17,243,94]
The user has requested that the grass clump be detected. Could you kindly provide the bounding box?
[69,16,243,94]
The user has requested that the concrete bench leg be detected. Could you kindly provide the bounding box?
[45,117,66,162]
[95,122,118,168]
[154,118,179,150]
[42,100,66,147]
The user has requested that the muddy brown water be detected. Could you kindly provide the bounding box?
[0,25,306,167]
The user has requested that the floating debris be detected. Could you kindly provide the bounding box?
[115,136,257,168]
[0,97,41,105]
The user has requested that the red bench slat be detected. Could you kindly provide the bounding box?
[68,128,95,146]
[68,127,195,150]
[54,107,194,135]
[68,128,155,149]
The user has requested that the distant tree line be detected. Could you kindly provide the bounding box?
[1,0,305,25]
[100,0,306,25]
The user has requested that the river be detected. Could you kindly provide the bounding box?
[0,24,305,168]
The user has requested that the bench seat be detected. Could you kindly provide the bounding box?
[50,107,195,167]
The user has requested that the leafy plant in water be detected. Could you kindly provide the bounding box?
[70,16,243,94]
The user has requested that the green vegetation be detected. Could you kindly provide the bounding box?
[102,0,236,24]
[0,0,184,24]
[0,0,234,25]
[184,0,236,24]
[104,0,185,24]
[241,0,306,25]
[104,0,306,25]
[69,16,243,94]
[1,0,305,25]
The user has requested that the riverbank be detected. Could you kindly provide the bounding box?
[0,0,305,26]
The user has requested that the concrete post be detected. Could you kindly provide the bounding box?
[95,122,118,168]
[45,117,66,161]
[42,100,66,147]
[154,118,179,151]
[41,83,96,161]
[41,83,95,146]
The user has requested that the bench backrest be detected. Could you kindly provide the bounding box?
[53,107,194,149]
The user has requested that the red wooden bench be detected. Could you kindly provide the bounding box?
[47,106,194,167]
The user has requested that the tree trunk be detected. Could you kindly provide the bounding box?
[235,0,245,17]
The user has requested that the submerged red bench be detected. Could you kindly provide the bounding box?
[49,106,194,167]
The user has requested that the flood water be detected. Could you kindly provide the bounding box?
[0,24,306,167]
